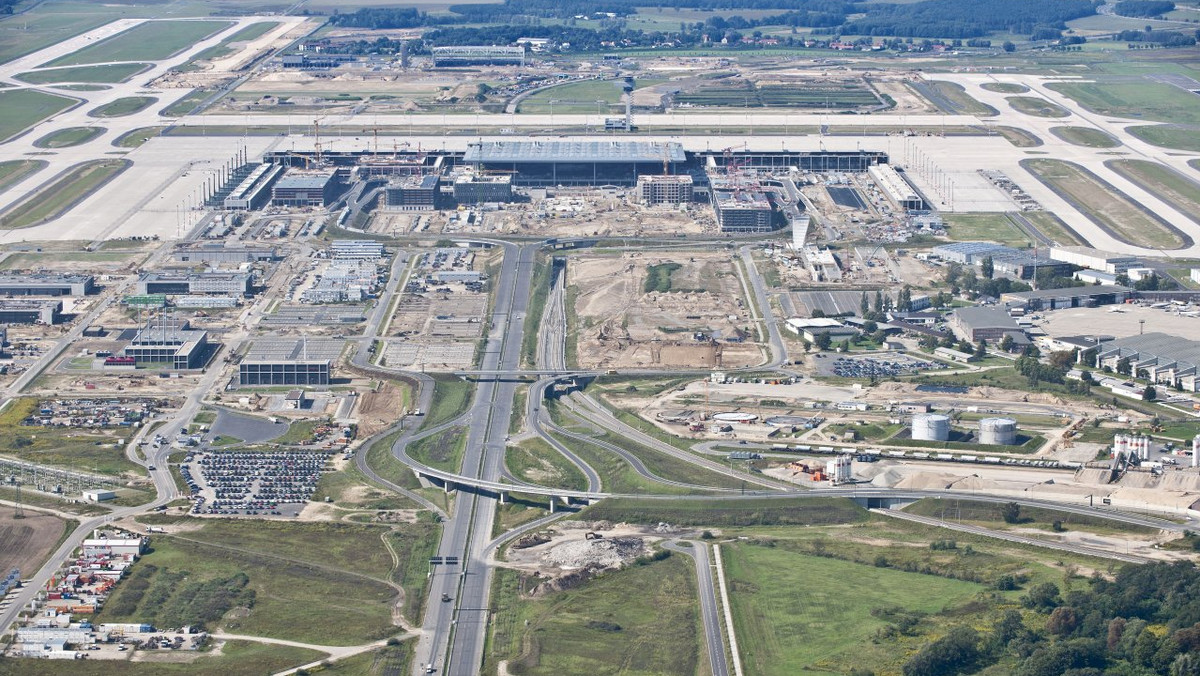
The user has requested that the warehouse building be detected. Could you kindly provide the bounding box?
[453,174,514,203]
[0,299,62,324]
[384,175,440,211]
[712,189,774,232]
[272,171,338,207]
[1095,332,1200,392]
[929,242,1069,280]
[432,45,525,67]
[784,318,860,342]
[136,272,252,296]
[330,240,384,260]
[637,175,694,205]
[121,317,209,369]
[868,163,926,211]
[223,163,283,210]
[1000,285,1130,311]
[949,306,1024,342]
[238,338,342,386]
[173,244,278,264]
[1050,246,1141,275]
[0,274,95,296]
[462,140,686,187]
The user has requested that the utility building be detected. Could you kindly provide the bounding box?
[238,338,342,386]
[868,164,926,211]
[223,163,283,210]
[121,316,209,369]
[272,172,337,207]
[453,174,514,203]
[137,272,252,296]
[0,299,61,324]
[0,274,95,296]
[1050,246,1141,274]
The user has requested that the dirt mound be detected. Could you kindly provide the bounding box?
[543,536,646,570]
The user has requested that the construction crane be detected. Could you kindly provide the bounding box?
[313,116,326,164]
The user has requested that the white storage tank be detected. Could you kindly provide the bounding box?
[911,413,950,442]
[979,418,1017,446]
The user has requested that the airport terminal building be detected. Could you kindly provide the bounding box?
[462,141,687,187]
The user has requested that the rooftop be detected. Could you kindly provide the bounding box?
[1050,245,1140,262]
[952,306,1019,329]
[464,140,686,164]
[244,337,344,362]
[1099,332,1200,369]
[1002,284,1129,302]
[275,172,334,190]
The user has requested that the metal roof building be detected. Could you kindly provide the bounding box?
[462,141,686,186]
[1095,332,1200,392]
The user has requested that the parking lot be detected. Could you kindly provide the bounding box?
[816,353,948,378]
[182,450,330,517]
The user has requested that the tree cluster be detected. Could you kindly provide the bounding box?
[1113,1,1176,18]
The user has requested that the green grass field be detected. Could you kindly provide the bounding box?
[408,425,466,472]
[724,543,985,676]
[925,81,998,116]
[113,126,165,148]
[89,95,157,117]
[0,641,326,676]
[16,63,149,84]
[0,88,77,141]
[0,159,129,230]
[993,125,1042,147]
[0,6,124,66]
[0,160,47,196]
[1007,95,1070,118]
[97,520,406,645]
[44,20,232,67]
[486,555,699,676]
[942,212,1031,247]
[180,21,280,70]
[506,437,588,491]
[518,79,629,114]
[1107,159,1200,227]
[1050,125,1119,147]
[1048,79,1200,125]
[161,88,214,116]
[32,126,104,148]
[1021,210,1083,246]
[1022,158,1185,249]
[578,496,868,526]
[425,375,473,427]
[1129,124,1200,151]
[980,82,1028,93]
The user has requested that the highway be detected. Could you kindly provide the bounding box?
[664,540,731,676]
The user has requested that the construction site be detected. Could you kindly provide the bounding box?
[567,252,764,370]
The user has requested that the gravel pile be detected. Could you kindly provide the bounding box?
[543,537,646,569]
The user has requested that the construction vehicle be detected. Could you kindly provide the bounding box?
[584,531,604,540]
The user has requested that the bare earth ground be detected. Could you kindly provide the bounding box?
[0,505,66,575]
[569,252,764,369]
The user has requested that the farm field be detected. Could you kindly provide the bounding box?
[1107,159,1200,227]
[32,126,105,148]
[89,96,158,118]
[0,89,77,142]
[0,505,68,576]
[16,63,149,85]
[1021,158,1186,249]
[43,19,232,67]
[1049,125,1119,147]
[0,159,130,230]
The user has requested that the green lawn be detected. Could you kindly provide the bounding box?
[1021,158,1185,249]
[0,160,47,196]
[1007,95,1070,118]
[1048,79,1200,125]
[1107,159,1200,225]
[89,95,157,118]
[0,6,124,66]
[0,641,326,676]
[0,159,129,230]
[518,79,630,114]
[161,88,214,116]
[487,555,699,676]
[506,437,588,491]
[96,520,405,645]
[724,544,985,676]
[0,88,77,141]
[16,63,149,84]
[408,425,466,472]
[1050,125,1119,148]
[942,212,1031,247]
[43,20,232,67]
[32,126,104,148]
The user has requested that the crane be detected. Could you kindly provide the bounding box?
[313,116,326,164]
